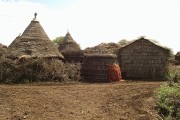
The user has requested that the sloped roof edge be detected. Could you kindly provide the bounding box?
[119,37,170,53]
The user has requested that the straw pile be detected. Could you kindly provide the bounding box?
[84,42,120,54]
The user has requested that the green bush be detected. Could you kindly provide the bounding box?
[155,84,180,120]
[165,64,179,85]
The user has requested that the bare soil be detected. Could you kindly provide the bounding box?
[0,81,164,120]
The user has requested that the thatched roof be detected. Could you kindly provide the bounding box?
[7,13,64,60]
[84,54,117,59]
[58,32,81,53]
[84,42,120,54]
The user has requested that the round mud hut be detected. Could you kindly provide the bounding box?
[81,54,121,83]
[58,32,83,63]
[7,13,64,60]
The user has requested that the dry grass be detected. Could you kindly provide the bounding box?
[0,57,81,84]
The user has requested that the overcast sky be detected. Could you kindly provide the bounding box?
[0,0,180,53]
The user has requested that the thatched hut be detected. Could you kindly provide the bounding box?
[58,32,83,63]
[7,13,64,60]
[117,37,170,79]
[81,54,119,82]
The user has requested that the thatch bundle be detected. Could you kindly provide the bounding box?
[81,54,118,82]
[58,32,83,63]
[84,42,120,54]
[7,13,64,60]
[118,37,170,79]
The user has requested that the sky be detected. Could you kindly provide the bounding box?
[0,0,180,53]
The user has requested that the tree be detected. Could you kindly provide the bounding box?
[52,36,64,45]
[118,39,134,47]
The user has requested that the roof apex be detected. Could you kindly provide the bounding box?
[32,13,38,21]
[119,37,170,53]
[63,31,76,44]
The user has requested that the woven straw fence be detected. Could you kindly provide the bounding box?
[62,51,83,63]
[81,54,117,82]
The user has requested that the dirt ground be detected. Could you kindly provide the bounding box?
[0,81,164,120]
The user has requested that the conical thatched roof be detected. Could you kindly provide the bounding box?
[58,32,81,53]
[8,13,64,60]
[58,32,83,63]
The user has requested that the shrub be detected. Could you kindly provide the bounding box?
[165,64,179,85]
[0,57,81,84]
[155,84,180,120]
